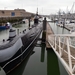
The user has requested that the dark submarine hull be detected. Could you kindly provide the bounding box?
[0,23,43,74]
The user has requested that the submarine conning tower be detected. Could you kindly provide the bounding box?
[9,23,16,39]
[34,8,39,24]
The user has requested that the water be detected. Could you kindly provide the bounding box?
[49,22,70,34]
[0,22,29,41]
[0,30,9,41]
[0,22,69,75]
[7,44,68,75]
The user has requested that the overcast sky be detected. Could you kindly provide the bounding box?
[0,0,75,15]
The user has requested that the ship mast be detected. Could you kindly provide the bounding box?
[36,7,38,16]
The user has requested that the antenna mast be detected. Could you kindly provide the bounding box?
[36,7,38,15]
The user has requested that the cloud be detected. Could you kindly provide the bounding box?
[0,0,75,14]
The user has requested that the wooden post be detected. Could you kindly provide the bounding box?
[17,29,19,35]
[29,17,30,28]
[42,17,47,43]
[43,17,47,31]
[63,19,65,28]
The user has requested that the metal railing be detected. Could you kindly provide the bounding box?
[48,34,75,75]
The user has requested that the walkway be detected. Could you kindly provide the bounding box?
[47,23,75,75]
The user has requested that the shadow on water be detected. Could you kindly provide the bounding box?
[47,48,60,75]
[47,48,69,75]
[40,44,60,75]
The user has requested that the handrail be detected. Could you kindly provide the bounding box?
[48,34,75,75]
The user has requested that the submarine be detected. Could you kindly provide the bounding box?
[0,14,43,74]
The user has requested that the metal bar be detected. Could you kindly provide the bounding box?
[48,35,75,75]
[59,36,62,57]
[55,36,56,50]
[66,36,72,72]
[50,34,75,37]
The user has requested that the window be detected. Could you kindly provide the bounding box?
[11,12,15,16]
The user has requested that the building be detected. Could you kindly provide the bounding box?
[0,9,34,18]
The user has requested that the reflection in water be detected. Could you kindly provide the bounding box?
[0,30,9,41]
[61,28,65,34]
[37,42,68,75]
[49,22,70,34]
[41,44,45,62]
[0,67,6,75]
[58,58,69,75]
[4,43,69,75]
[46,47,69,75]
[22,44,47,75]
[7,51,35,75]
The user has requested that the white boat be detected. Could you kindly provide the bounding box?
[56,19,75,28]
[22,19,28,23]
[70,29,75,34]
[56,20,64,27]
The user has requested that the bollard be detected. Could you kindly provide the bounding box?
[43,17,47,31]
[28,17,30,28]
[17,29,19,35]
[63,19,65,28]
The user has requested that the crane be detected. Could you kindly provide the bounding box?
[70,2,75,13]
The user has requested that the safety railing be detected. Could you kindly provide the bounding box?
[48,34,75,75]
